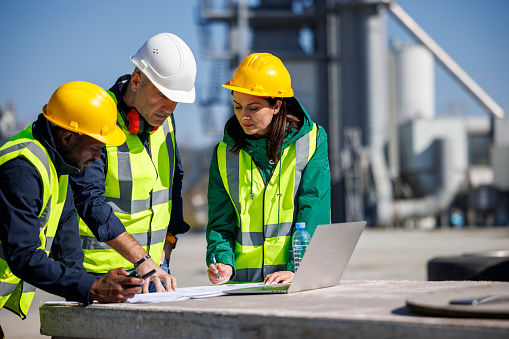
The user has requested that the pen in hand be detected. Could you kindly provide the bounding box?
[211,253,220,279]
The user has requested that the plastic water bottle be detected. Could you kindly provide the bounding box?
[292,222,311,272]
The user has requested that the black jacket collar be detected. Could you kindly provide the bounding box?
[32,114,80,176]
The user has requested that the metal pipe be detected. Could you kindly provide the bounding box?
[387,2,505,119]
[394,119,469,221]
[327,0,342,183]
[365,6,394,226]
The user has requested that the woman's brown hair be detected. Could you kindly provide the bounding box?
[230,97,300,163]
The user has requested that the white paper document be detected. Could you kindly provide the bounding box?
[123,282,264,304]
[43,283,265,306]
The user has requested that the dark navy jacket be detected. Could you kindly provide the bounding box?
[0,114,96,305]
[69,75,190,244]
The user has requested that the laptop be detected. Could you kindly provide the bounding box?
[224,221,366,295]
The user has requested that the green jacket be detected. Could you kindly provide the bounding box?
[206,97,331,280]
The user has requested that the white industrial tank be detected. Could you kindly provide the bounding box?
[392,42,435,124]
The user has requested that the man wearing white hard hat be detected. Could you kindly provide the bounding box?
[69,33,196,292]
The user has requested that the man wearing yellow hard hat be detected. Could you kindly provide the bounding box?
[0,81,143,334]
[69,33,196,292]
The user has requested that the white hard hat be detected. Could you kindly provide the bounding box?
[131,33,196,103]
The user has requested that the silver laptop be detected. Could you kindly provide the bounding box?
[224,221,366,294]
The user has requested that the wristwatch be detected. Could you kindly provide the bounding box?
[165,233,178,249]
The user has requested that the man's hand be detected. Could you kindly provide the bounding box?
[137,258,177,293]
[208,263,232,284]
[105,231,177,293]
[89,268,142,303]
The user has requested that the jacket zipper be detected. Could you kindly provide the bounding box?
[146,136,156,254]
[252,156,268,280]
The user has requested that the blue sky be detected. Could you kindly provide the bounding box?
[0,0,507,148]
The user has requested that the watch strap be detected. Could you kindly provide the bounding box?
[165,233,178,249]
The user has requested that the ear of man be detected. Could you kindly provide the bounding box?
[130,71,142,92]
[61,130,76,148]
[53,126,80,153]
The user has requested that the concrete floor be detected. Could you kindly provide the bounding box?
[2,227,509,338]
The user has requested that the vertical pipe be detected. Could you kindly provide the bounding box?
[365,5,394,226]
[327,0,342,184]
[388,2,504,119]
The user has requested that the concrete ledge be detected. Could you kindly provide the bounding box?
[40,280,509,339]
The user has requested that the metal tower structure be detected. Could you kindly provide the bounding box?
[198,0,385,224]
[197,0,505,226]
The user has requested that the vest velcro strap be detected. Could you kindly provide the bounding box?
[235,268,262,282]
[266,222,292,238]
[235,264,287,282]
[263,264,287,276]
[236,222,293,246]
[81,228,167,250]
[236,232,264,247]
[0,281,18,297]
[44,236,54,252]
[22,282,36,293]
[105,188,170,214]
[80,235,111,251]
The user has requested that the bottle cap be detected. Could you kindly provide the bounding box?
[296,222,305,229]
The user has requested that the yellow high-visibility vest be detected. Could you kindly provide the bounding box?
[79,91,176,273]
[217,124,317,282]
[0,125,68,319]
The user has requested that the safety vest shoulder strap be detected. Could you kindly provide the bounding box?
[0,126,56,229]
[0,125,67,319]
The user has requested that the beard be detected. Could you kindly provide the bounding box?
[62,134,86,170]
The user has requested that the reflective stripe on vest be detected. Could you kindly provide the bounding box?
[218,124,318,282]
[79,92,176,273]
[0,125,68,319]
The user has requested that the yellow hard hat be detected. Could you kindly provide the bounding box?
[43,81,126,146]
[222,53,294,98]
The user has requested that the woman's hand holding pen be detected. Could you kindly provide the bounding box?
[208,262,232,284]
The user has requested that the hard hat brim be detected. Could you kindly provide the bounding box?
[130,56,196,104]
[46,113,126,147]
[222,83,294,98]
[88,125,126,147]
[152,79,196,104]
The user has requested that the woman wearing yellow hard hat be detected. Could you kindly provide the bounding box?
[206,53,331,284]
